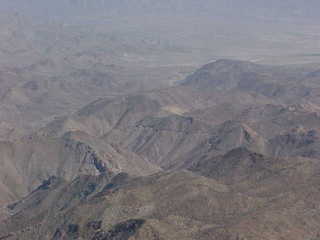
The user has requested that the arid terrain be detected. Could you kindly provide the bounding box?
[1,1,320,240]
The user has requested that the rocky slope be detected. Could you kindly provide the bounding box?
[1,59,320,239]
[2,150,320,240]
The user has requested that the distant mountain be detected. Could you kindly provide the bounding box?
[183,59,320,104]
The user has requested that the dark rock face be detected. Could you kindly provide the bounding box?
[34,176,58,191]
[52,229,62,240]
[67,224,79,238]
[87,221,102,231]
[79,182,98,199]
[63,137,108,175]
[7,176,59,212]
[268,128,320,158]
[91,219,145,240]
[68,224,79,234]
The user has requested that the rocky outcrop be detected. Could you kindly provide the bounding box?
[91,219,145,240]
[63,137,108,176]
[268,127,320,158]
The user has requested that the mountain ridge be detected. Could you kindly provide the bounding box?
[1,59,320,239]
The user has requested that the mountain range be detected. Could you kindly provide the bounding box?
[1,58,320,239]
[1,3,320,239]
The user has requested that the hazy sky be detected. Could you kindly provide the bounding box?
[1,0,319,22]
